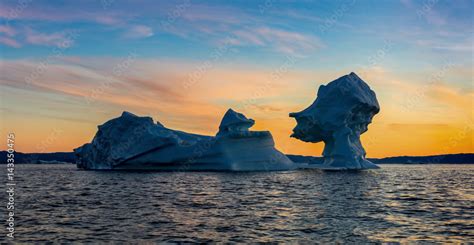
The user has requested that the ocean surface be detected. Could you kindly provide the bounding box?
[1,164,473,243]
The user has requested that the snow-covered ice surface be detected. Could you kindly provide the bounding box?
[75,109,296,171]
[290,72,380,170]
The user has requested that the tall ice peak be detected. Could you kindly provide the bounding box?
[217,109,255,136]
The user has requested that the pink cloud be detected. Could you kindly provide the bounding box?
[0,25,16,36]
[94,15,124,26]
[179,5,249,25]
[233,30,265,46]
[25,29,76,47]
[0,36,21,48]
[230,27,323,56]
[124,25,154,38]
[0,2,130,27]
[0,4,72,22]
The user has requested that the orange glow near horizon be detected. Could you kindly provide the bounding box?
[2,110,472,158]
[1,59,472,157]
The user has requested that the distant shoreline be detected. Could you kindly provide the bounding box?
[287,153,474,165]
[1,151,473,164]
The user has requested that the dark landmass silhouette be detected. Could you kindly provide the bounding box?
[1,151,473,164]
[0,151,76,164]
[287,154,474,164]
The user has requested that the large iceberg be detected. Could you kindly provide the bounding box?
[75,109,296,171]
[290,72,380,170]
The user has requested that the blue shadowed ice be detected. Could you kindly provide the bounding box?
[75,109,296,171]
[290,72,380,170]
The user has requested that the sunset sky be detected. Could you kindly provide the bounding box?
[0,0,472,157]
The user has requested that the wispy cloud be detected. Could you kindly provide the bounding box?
[94,14,126,26]
[427,84,473,110]
[1,57,472,155]
[431,37,474,52]
[0,25,16,36]
[0,57,313,130]
[0,24,19,47]
[254,27,323,56]
[0,36,20,48]
[123,25,154,38]
[0,1,130,24]
[1,1,472,155]
[25,29,76,47]
[0,2,325,55]
[177,3,252,25]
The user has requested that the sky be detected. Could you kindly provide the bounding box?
[0,0,472,157]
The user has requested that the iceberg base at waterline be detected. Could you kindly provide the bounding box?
[74,109,297,171]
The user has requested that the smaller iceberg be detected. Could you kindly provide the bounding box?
[75,109,296,171]
[290,72,380,170]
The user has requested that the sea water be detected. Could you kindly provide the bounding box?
[1,164,472,243]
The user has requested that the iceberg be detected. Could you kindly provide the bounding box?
[290,72,380,170]
[75,109,296,171]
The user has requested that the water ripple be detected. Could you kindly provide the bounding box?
[0,164,473,243]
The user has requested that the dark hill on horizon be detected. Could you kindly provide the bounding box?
[287,153,474,165]
[1,151,473,164]
[0,151,76,164]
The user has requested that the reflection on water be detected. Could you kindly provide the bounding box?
[1,164,473,243]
